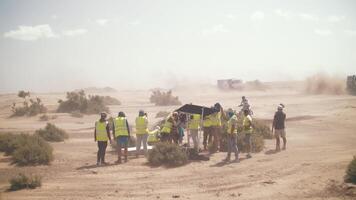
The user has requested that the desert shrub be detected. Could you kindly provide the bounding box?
[17,90,30,98]
[57,90,109,114]
[252,119,273,139]
[12,134,53,165]
[35,123,68,142]
[11,97,47,117]
[9,173,42,191]
[149,90,182,106]
[102,96,121,105]
[39,114,49,121]
[147,142,188,167]
[155,111,170,118]
[70,111,83,118]
[345,156,356,184]
[0,133,21,155]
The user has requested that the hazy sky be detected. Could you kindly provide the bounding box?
[0,0,355,92]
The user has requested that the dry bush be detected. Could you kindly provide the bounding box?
[9,173,42,191]
[57,90,109,114]
[305,73,345,95]
[149,90,182,106]
[11,97,47,117]
[17,90,30,98]
[35,123,68,142]
[155,111,170,118]
[345,156,356,184]
[147,142,188,167]
[0,133,53,166]
[39,114,50,121]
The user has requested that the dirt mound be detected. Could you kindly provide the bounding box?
[305,73,345,95]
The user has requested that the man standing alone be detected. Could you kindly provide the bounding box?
[94,112,111,166]
[272,104,287,151]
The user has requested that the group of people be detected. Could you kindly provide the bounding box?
[94,96,287,165]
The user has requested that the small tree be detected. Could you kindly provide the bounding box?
[17,90,30,99]
[149,90,182,106]
[35,123,68,142]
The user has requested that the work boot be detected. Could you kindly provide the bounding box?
[224,156,231,162]
[234,157,240,163]
[246,154,252,159]
[96,162,100,166]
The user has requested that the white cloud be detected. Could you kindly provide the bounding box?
[344,29,356,36]
[62,29,87,37]
[314,29,332,36]
[251,11,265,21]
[274,9,292,19]
[327,15,345,23]
[202,24,229,35]
[225,14,236,20]
[3,24,57,41]
[96,19,109,26]
[299,13,319,21]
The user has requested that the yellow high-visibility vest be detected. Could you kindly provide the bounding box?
[203,115,212,127]
[161,117,173,134]
[210,111,222,127]
[227,115,238,135]
[135,116,148,135]
[243,115,253,133]
[114,117,129,137]
[96,121,109,141]
[188,114,200,130]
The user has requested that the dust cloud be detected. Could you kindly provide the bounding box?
[304,73,346,95]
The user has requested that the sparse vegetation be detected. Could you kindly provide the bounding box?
[147,142,188,167]
[35,123,68,142]
[39,114,50,121]
[345,156,356,184]
[57,90,110,114]
[0,133,53,166]
[11,93,47,117]
[70,111,83,118]
[102,96,121,105]
[149,90,182,106]
[155,111,170,118]
[9,173,42,191]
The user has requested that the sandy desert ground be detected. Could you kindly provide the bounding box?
[0,81,355,200]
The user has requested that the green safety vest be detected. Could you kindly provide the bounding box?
[114,117,129,137]
[135,116,148,135]
[227,115,238,135]
[210,111,222,127]
[203,115,212,127]
[96,121,108,141]
[243,115,253,133]
[188,114,200,130]
[161,117,173,134]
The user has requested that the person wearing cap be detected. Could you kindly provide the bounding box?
[135,110,149,157]
[161,112,178,143]
[272,104,287,151]
[242,109,253,158]
[225,108,239,162]
[94,112,112,166]
[113,111,131,163]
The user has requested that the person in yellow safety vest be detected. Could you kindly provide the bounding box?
[113,111,130,164]
[94,112,112,166]
[161,112,178,143]
[202,114,213,150]
[224,108,239,162]
[210,103,226,153]
[188,114,201,151]
[135,110,148,157]
[242,109,253,159]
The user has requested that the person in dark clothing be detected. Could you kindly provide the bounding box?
[272,104,287,151]
[94,112,112,166]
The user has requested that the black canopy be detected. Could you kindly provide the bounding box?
[175,104,215,117]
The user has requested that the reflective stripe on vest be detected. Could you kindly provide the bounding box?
[210,112,222,127]
[227,115,238,134]
[114,117,129,137]
[136,116,148,135]
[96,121,108,141]
[188,114,200,130]
[161,118,173,134]
[243,115,252,132]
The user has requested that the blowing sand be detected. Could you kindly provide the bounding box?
[0,81,355,200]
